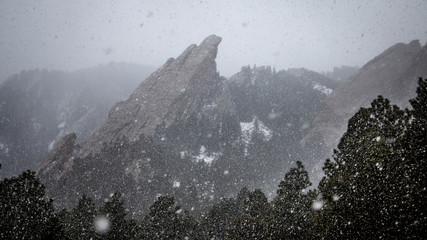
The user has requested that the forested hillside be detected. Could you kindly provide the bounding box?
[1,78,424,239]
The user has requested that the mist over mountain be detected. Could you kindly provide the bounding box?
[0,33,422,216]
[0,31,424,238]
[31,35,422,217]
[322,65,360,81]
[0,63,154,178]
[301,40,427,183]
[1,0,426,237]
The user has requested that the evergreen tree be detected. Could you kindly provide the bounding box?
[228,189,271,239]
[61,194,97,240]
[201,187,254,239]
[98,192,137,239]
[271,161,315,239]
[143,195,200,239]
[400,77,427,237]
[0,170,64,239]
[201,197,242,239]
[315,94,419,238]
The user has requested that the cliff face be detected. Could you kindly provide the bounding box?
[80,35,225,156]
[38,35,236,212]
[300,40,427,179]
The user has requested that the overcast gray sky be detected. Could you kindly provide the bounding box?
[1,0,426,81]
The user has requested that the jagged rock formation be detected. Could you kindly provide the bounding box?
[0,63,153,178]
[37,36,422,215]
[39,35,338,214]
[39,35,234,213]
[301,40,427,182]
[81,35,226,156]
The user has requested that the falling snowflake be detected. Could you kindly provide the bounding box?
[312,200,324,210]
[94,216,110,234]
[173,181,181,188]
[333,194,340,201]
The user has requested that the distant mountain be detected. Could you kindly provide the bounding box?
[11,35,420,216]
[38,35,338,215]
[323,65,360,81]
[0,63,154,178]
[301,40,427,183]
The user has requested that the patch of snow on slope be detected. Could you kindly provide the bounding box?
[58,121,66,129]
[173,181,181,188]
[180,151,187,159]
[240,117,273,155]
[240,117,273,144]
[240,121,255,145]
[48,141,56,151]
[195,146,219,165]
[313,83,333,95]
[258,121,273,140]
[203,102,217,110]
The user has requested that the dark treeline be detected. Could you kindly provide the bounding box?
[1,78,425,239]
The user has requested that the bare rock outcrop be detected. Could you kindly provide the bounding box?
[39,132,77,178]
[39,35,226,179]
[80,35,223,156]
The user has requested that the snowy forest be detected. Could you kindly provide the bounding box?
[1,78,425,239]
[1,1,427,239]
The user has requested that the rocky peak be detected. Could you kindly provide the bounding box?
[79,35,223,156]
[37,35,241,211]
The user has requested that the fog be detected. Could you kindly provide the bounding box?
[1,0,426,81]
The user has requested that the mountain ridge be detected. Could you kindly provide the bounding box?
[300,40,427,184]
[79,35,223,157]
[37,35,339,213]
[25,36,424,214]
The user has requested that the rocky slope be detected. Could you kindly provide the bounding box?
[0,63,153,178]
[80,35,227,156]
[36,36,424,215]
[38,35,230,212]
[301,40,427,182]
[38,35,338,215]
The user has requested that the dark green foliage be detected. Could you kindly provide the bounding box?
[228,215,268,240]
[59,194,97,240]
[2,79,425,239]
[315,86,426,238]
[0,170,63,239]
[200,187,256,239]
[99,192,138,240]
[142,195,200,239]
[228,189,272,239]
[270,161,315,239]
[201,197,242,239]
[402,77,427,237]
